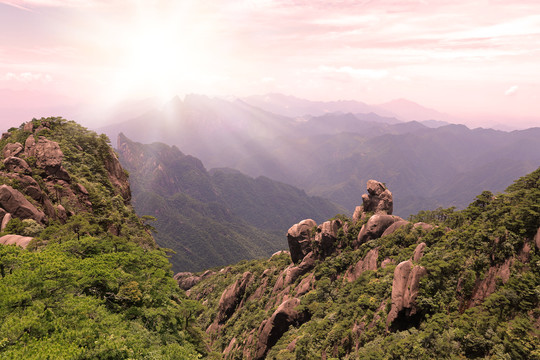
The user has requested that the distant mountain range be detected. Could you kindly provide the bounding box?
[101,94,540,218]
[116,134,342,272]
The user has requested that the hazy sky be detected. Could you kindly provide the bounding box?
[1,0,539,129]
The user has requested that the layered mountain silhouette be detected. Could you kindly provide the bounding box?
[116,134,342,272]
[100,94,540,218]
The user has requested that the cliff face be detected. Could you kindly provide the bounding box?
[186,173,540,359]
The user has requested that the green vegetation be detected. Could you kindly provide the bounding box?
[0,118,204,358]
[117,134,343,272]
[190,168,540,359]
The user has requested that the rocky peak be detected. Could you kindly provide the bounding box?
[353,180,393,223]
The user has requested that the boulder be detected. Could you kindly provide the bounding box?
[353,180,394,223]
[3,156,31,174]
[174,270,215,291]
[412,242,426,262]
[413,222,434,232]
[281,252,316,289]
[346,247,379,282]
[56,204,68,223]
[535,227,540,250]
[313,219,342,258]
[287,219,317,263]
[23,121,34,133]
[35,137,70,181]
[1,213,12,231]
[216,271,253,324]
[356,214,403,246]
[381,220,410,237]
[2,142,23,158]
[0,185,46,223]
[386,260,427,328]
[0,234,33,248]
[24,135,36,157]
[254,298,309,360]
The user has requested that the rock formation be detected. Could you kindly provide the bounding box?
[287,219,317,263]
[0,185,46,223]
[353,180,393,223]
[346,247,379,282]
[0,234,33,248]
[254,298,309,360]
[355,214,403,246]
[386,260,427,329]
[215,271,253,325]
[313,219,342,258]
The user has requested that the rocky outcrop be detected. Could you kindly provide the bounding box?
[104,147,131,202]
[535,227,540,249]
[287,219,317,263]
[469,257,513,307]
[387,260,427,329]
[254,298,309,360]
[412,242,426,263]
[174,270,215,290]
[2,142,23,158]
[355,214,403,247]
[313,219,342,258]
[1,213,11,231]
[0,185,46,223]
[274,252,316,292]
[215,272,253,324]
[381,220,409,237]
[3,157,31,174]
[353,180,393,223]
[346,247,379,282]
[0,234,33,248]
[24,135,36,157]
[35,137,70,181]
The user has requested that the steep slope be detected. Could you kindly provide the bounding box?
[185,171,540,359]
[116,134,343,272]
[0,118,204,359]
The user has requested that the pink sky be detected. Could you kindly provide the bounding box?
[1,0,539,129]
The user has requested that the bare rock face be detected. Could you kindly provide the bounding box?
[23,121,34,133]
[381,220,410,237]
[355,214,403,247]
[535,227,540,249]
[386,260,427,329]
[3,157,31,174]
[216,271,253,324]
[314,219,342,258]
[0,234,33,248]
[1,213,12,231]
[363,180,393,216]
[254,298,309,360]
[281,252,316,290]
[412,242,426,262]
[104,147,131,202]
[287,219,317,264]
[469,258,513,307]
[174,270,215,291]
[2,142,23,158]
[35,137,70,181]
[346,247,379,282]
[24,135,36,157]
[0,185,46,223]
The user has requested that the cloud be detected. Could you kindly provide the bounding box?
[1,72,52,83]
[504,85,519,96]
[0,0,106,9]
